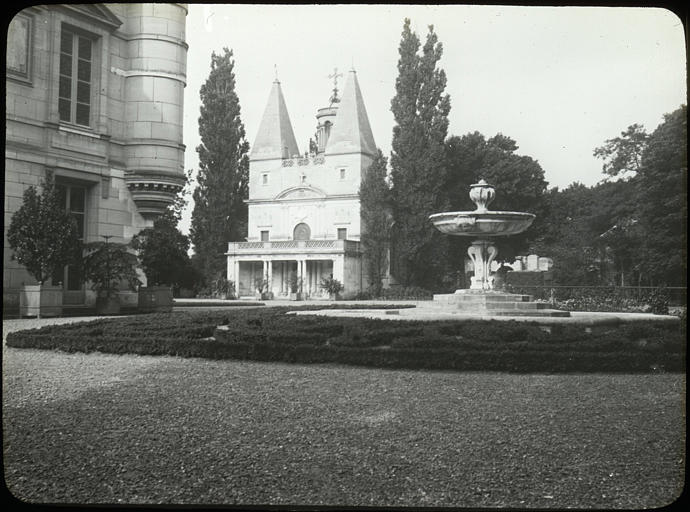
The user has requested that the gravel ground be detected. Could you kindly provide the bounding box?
[2,317,686,508]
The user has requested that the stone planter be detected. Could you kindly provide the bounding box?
[95,294,121,315]
[138,286,173,313]
[288,292,304,301]
[19,284,63,318]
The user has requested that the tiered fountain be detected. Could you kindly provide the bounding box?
[428,180,569,317]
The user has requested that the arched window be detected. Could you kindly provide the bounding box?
[293,223,311,241]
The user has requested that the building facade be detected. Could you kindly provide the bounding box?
[226,69,378,298]
[4,4,187,309]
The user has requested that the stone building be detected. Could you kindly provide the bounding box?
[226,69,379,298]
[4,4,187,310]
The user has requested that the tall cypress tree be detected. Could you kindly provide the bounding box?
[190,48,249,284]
[390,19,451,288]
[360,149,391,296]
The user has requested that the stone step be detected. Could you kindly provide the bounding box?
[432,294,532,304]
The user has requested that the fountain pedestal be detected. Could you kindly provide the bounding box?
[467,239,498,290]
[429,180,569,318]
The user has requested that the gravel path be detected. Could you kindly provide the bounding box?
[2,316,686,507]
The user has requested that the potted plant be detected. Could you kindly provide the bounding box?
[212,275,235,300]
[82,237,140,315]
[131,211,191,312]
[320,275,343,300]
[7,179,82,318]
[287,271,303,301]
[254,275,271,300]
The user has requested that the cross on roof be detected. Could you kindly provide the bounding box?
[328,67,343,104]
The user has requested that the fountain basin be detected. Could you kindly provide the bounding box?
[429,211,535,237]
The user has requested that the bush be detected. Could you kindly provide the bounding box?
[6,306,685,373]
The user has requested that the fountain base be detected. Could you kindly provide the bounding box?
[432,290,571,317]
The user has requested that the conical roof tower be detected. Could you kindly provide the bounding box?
[250,79,300,161]
[325,69,376,157]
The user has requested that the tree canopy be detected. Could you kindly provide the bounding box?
[190,48,250,285]
[360,149,392,296]
[7,178,82,284]
[389,19,451,288]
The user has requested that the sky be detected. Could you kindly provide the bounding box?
[180,4,687,235]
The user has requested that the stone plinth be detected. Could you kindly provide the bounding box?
[431,290,570,317]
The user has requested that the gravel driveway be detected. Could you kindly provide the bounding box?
[3,316,686,507]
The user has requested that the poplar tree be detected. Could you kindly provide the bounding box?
[389,19,451,288]
[360,149,391,296]
[190,48,250,284]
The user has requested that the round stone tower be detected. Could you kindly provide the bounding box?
[121,3,187,218]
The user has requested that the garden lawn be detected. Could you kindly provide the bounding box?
[3,346,685,508]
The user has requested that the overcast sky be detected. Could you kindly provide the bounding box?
[180,4,686,235]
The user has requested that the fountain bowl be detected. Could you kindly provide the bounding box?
[429,211,535,237]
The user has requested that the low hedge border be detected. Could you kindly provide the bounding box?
[6,306,685,373]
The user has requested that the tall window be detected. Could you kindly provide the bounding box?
[260,230,269,242]
[337,228,347,240]
[59,27,93,126]
[52,183,86,290]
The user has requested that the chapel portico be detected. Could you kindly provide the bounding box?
[226,68,376,298]
[227,239,363,298]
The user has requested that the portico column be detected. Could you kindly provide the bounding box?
[298,259,305,293]
[233,261,240,293]
[267,260,273,296]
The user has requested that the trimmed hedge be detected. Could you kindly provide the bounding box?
[6,305,685,373]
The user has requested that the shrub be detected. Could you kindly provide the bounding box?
[7,178,82,283]
[5,306,685,373]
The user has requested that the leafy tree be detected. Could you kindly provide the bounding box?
[443,132,548,269]
[132,210,194,290]
[190,48,250,285]
[82,240,140,298]
[7,178,82,284]
[593,123,649,179]
[389,19,451,288]
[360,149,391,296]
[634,105,687,286]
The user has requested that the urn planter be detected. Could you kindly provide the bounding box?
[138,286,173,313]
[95,293,121,315]
[19,284,63,318]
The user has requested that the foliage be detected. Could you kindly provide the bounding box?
[82,240,140,297]
[319,276,343,296]
[288,271,302,294]
[593,123,649,178]
[254,276,269,294]
[443,132,548,267]
[633,105,687,286]
[7,179,82,284]
[190,47,250,284]
[211,276,235,299]
[389,19,451,289]
[360,149,391,296]
[131,210,193,287]
[6,307,684,373]
[506,285,673,314]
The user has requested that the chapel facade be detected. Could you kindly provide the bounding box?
[226,69,379,298]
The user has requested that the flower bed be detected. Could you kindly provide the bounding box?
[5,306,684,373]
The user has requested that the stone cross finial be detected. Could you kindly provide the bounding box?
[328,67,343,104]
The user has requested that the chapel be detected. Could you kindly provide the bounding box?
[226,69,380,298]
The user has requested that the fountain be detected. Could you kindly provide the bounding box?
[428,180,569,317]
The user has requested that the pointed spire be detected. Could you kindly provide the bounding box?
[250,79,300,161]
[325,69,376,157]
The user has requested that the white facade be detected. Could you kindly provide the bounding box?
[227,70,376,298]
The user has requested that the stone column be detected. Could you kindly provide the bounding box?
[233,260,240,294]
[267,260,273,296]
[297,259,304,293]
